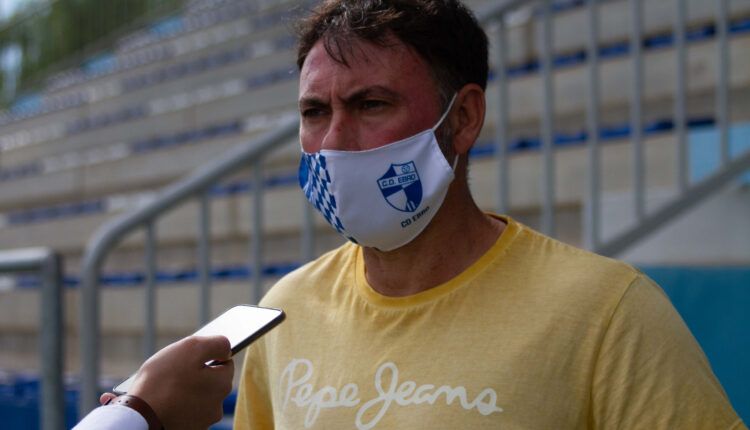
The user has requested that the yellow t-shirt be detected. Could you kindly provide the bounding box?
[235,216,745,429]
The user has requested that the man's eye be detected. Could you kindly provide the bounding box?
[301,108,325,118]
[361,100,387,111]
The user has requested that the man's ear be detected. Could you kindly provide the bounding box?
[449,83,486,155]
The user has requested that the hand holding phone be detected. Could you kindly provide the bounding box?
[111,335,234,430]
[113,304,285,394]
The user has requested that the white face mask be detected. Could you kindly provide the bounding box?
[298,95,457,251]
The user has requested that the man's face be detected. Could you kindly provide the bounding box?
[298,36,444,153]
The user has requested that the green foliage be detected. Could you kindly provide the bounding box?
[0,0,184,104]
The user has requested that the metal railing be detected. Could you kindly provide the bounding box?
[481,0,749,254]
[77,0,750,415]
[0,248,64,430]
[78,116,299,413]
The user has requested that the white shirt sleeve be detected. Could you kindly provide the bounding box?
[73,404,149,430]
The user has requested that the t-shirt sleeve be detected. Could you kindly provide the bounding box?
[233,340,275,430]
[72,404,148,430]
[590,274,746,429]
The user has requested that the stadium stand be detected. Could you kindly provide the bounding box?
[0,0,748,428]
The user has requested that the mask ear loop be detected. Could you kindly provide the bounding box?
[433,93,458,132]
[433,93,459,171]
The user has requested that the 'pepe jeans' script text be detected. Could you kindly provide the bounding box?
[280,359,503,429]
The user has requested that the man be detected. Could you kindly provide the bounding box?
[235,0,745,428]
[74,335,233,430]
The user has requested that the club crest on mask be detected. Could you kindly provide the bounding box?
[377,161,423,213]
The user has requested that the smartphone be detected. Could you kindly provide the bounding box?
[112,304,285,394]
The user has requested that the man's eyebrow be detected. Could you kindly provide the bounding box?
[298,96,327,109]
[298,86,401,109]
[342,86,401,104]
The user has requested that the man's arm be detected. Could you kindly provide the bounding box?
[590,275,746,429]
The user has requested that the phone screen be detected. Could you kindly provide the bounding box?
[113,304,284,394]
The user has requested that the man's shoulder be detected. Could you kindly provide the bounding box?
[514,221,638,274]
[259,241,358,309]
[509,221,643,298]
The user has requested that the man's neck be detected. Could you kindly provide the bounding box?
[362,180,505,297]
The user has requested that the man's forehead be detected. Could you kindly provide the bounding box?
[309,32,417,66]
[299,36,431,95]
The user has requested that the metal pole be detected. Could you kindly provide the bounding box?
[80,257,101,415]
[585,0,601,251]
[539,0,556,236]
[716,0,730,166]
[198,192,212,324]
[630,0,645,220]
[301,195,315,263]
[675,0,688,191]
[0,248,65,430]
[40,252,64,430]
[144,222,157,359]
[494,18,510,215]
[251,161,264,304]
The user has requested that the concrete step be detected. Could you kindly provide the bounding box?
[0,277,279,382]
[0,48,297,167]
[0,128,695,253]
[491,0,750,65]
[0,0,303,136]
[2,32,748,214]
[484,33,750,126]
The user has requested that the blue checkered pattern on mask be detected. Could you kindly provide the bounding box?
[299,153,357,243]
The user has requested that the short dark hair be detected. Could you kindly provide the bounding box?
[295,0,489,102]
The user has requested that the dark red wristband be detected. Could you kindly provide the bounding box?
[110,394,164,430]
